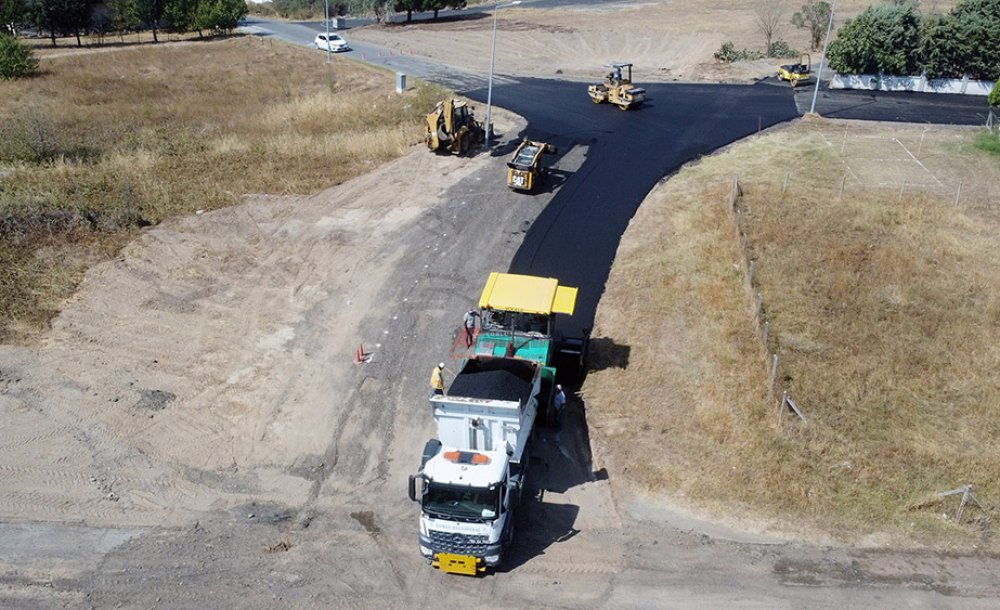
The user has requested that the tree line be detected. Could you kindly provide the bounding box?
[261,0,466,24]
[827,0,1000,80]
[1,0,249,46]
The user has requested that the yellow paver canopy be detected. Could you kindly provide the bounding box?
[478,272,577,316]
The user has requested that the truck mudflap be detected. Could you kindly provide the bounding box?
[433,552,486,576]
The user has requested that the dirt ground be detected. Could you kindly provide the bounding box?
[348,0,932,84]
[6,107,1000,608]
[3,2,1000,606]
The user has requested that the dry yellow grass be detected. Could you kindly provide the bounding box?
[0,36,446,342]
[587,117,1000,549]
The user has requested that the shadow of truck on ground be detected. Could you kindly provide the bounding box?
[499,378,606,570]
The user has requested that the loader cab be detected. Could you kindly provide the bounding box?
[452,102,471,131]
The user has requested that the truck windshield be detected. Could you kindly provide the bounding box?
[423,483,499,522]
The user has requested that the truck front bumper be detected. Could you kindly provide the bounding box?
[419,534,503,568]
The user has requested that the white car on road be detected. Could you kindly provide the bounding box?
[314,33,350,52]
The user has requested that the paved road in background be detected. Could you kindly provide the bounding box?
[474,78,797,338]
[243,15,989,338]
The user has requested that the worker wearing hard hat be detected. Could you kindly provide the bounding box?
[430,362,446,395]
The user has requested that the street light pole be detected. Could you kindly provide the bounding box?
[484,1,521,150]
[809,0,837,115]
[325,0,332,63]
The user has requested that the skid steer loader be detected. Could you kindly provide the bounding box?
[425,99,485,155]
[506,139,557,192]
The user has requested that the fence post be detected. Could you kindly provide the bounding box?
[955,181,963,207]
[898,180,906,202]
[839,174,847,200]
[762,320,769,346]
[770,353,778,386]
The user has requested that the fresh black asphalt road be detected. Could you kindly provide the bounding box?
[243,16,991,339]
[462,78,987,339]
[467,79,799,339]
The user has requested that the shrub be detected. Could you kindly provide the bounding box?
[827,2,922,75]
[714,41,766,63]
[990,79,1000,108]
[921,0,1000,80]
[768,39,800,58]
[0,33,37,80]
[973,130,1000,154]
[0,109,61,163]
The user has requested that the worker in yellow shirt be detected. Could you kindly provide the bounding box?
[430,362,446,395]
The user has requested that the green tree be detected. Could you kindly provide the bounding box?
[346,0,393,23]
[393,0,420,22]
[424,0,464,20]
[0,31,36,78]
[791,1,831,51]
[916,0,1000,79]
[195,0,247,33]
[920,14,966,78]
[2,0,27,34]
[164,0,199,33]
[827,2,922,75]
[27,0,95,47]
[990,79,1000,108]
[107,0,140,40]
[135,0,166,41]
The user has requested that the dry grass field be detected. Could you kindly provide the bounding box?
[0,36,444,342]
[586,118,1000,549]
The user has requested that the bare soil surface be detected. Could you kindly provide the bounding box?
[348,0,938,84]
[4,111,1000,609]
[3,3,999,606]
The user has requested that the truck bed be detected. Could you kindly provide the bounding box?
[447,357,536,404]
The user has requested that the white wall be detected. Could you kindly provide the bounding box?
[830,73,996,96]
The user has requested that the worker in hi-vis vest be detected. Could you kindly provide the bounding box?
[430,362,445,395]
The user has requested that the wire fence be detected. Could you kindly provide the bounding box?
[725,175,994,519]
[753,171,999,212]
[726,176,804,425]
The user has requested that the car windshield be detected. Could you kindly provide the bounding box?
[423,483,499,522]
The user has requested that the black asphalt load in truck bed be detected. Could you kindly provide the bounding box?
[449,357,536,404]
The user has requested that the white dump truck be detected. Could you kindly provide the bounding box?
[408,356,552,575]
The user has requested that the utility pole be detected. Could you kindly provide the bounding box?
[809,0,838,115]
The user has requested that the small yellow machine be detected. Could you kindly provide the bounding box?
[506,139,557,192]
[425,99,485,155]
[777,54,812,87]
[588,62,646,110]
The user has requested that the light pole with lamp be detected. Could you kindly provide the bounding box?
[809,0,837,115]
[324,0,332,63]
[485,0,521,150]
